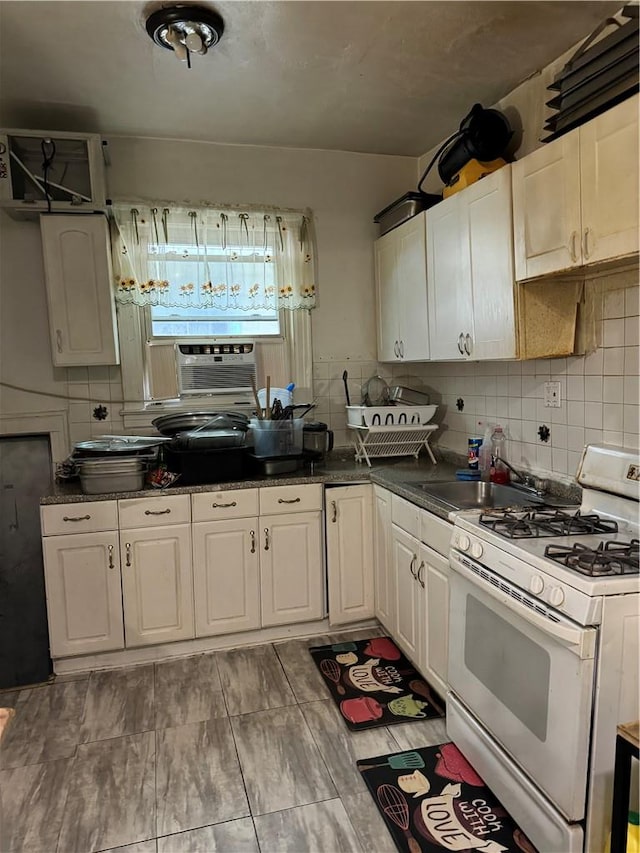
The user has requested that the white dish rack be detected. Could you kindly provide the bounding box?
[346,405,438,467]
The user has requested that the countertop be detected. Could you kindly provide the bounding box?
[42,449,581,522]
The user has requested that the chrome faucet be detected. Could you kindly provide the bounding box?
[498,458,546,496]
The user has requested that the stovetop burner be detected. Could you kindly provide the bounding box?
[479,508,619,539]
[544,540,640,577]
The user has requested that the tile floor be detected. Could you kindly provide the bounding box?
[0,627,448,852]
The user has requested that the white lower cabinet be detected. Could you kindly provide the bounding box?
[391,524,424,665]
[120,524,194,647]
[260,511,324,627]
[374,485,394,633]
[325,485,374,626]
[42,530,124,657]
[420,542,450,698]
[192,518,260,637]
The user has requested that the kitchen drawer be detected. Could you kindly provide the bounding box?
[118,494,190,529]
[391,493,420,538]
[259,483,323,515]
[192,488,259,522]
[419,508,452,558]
[41,500,118,536]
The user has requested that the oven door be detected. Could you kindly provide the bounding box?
[448,550,597,821]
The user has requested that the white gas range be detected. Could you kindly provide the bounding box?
[445,444,639,853]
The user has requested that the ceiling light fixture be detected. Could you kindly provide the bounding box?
[145,5,224,68]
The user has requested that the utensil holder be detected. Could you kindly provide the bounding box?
[249,418,303,457]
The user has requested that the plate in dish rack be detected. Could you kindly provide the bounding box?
[346,405,437,427]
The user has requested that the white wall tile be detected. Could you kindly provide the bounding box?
[584,402,603,429]
[536,445,552,471]
[552,424,567,449]
[603,377,624,404]
[624,316,640,347]
[624,376,640,406]
[623,433,640,450]
[567,450,583,475]
[623,405,639,434]
[567,401,585,426]
[624,347,639,376]
[603,318,625,348]
[583,348,604,375]
[566,357,584,375]
[603,430,624,446]
[521,398,537,421]
[625,286,639,317]
[566,376,585,401]
[603,403,624,432]
[603,347,625,375]
[551,447,568,474]
[584,376,603,402]
[603,289,626,319]
[567,426,585,452]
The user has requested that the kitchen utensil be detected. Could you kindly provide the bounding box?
[319,658,345,694]
[246,453,302,475]
[388,386,431,405]
[376,784,421,853]
[249,417,304,458]
[265,376,271,420]
[171,428,247,451]
[74,438,165,456]
[362,375,390,406]
[360,752,426,771]
[250,375,263,420]
[152,411,249,436]
[270,398,284,420]
[78,456,147,494]
[302,421,334,460]
[342,370,351,406]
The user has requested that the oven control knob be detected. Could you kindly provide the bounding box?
[529,575,545,595]
[471,542,483,559]
[549,586,565,607]
[457,534,470,552]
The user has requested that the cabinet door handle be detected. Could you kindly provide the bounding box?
[56,329,63,353]
[144,508,171,515]
[464,334,472,356]
[250,529,256,553]
[417,560,425,588]
[393,340,399,358]
[583,227,592,259]
[399,340,405,358]
[409,554,417,578]
[125,542,131,566]
[457,333,464,355]
[212,501,237,508]
[277,497,300,504]
[570,231,579,263]
[331,500,337,523]
[63,514,91,522]
[264,528,270,551]
[107,544,114,570]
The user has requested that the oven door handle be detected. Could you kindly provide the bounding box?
[450,552,596,660]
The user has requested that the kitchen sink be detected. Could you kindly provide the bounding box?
[413,481,546,510]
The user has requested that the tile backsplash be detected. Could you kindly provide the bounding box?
[66,365,125,446]
[376,270,639,483]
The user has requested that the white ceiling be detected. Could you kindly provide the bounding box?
[0,1,623,156]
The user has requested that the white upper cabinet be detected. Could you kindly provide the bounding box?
[375,212,430,362]
[513,95,639,280]
[427,166,516,361]
[40,214,119,366]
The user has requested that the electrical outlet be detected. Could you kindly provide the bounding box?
[544,381,561,408]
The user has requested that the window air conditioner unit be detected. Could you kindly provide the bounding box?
[176,342,257,395]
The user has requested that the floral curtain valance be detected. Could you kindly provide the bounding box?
[111,203,316,310]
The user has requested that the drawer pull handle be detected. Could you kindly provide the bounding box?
[264,528,270,551]
[212,501,237,508]
[144,508,171,515]
[108,544,114,569]
[417,560,425,588]
[125,542,131,566]
[63,514,91,522]
[277,497,301,504]
[250,529,256,553]
[331,500,337,523]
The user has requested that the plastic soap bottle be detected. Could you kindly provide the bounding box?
[478,423,493,482]
[490,425,509,485]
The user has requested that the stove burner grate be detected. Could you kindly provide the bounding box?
[479,509,619,539]
[544,540,640,576]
